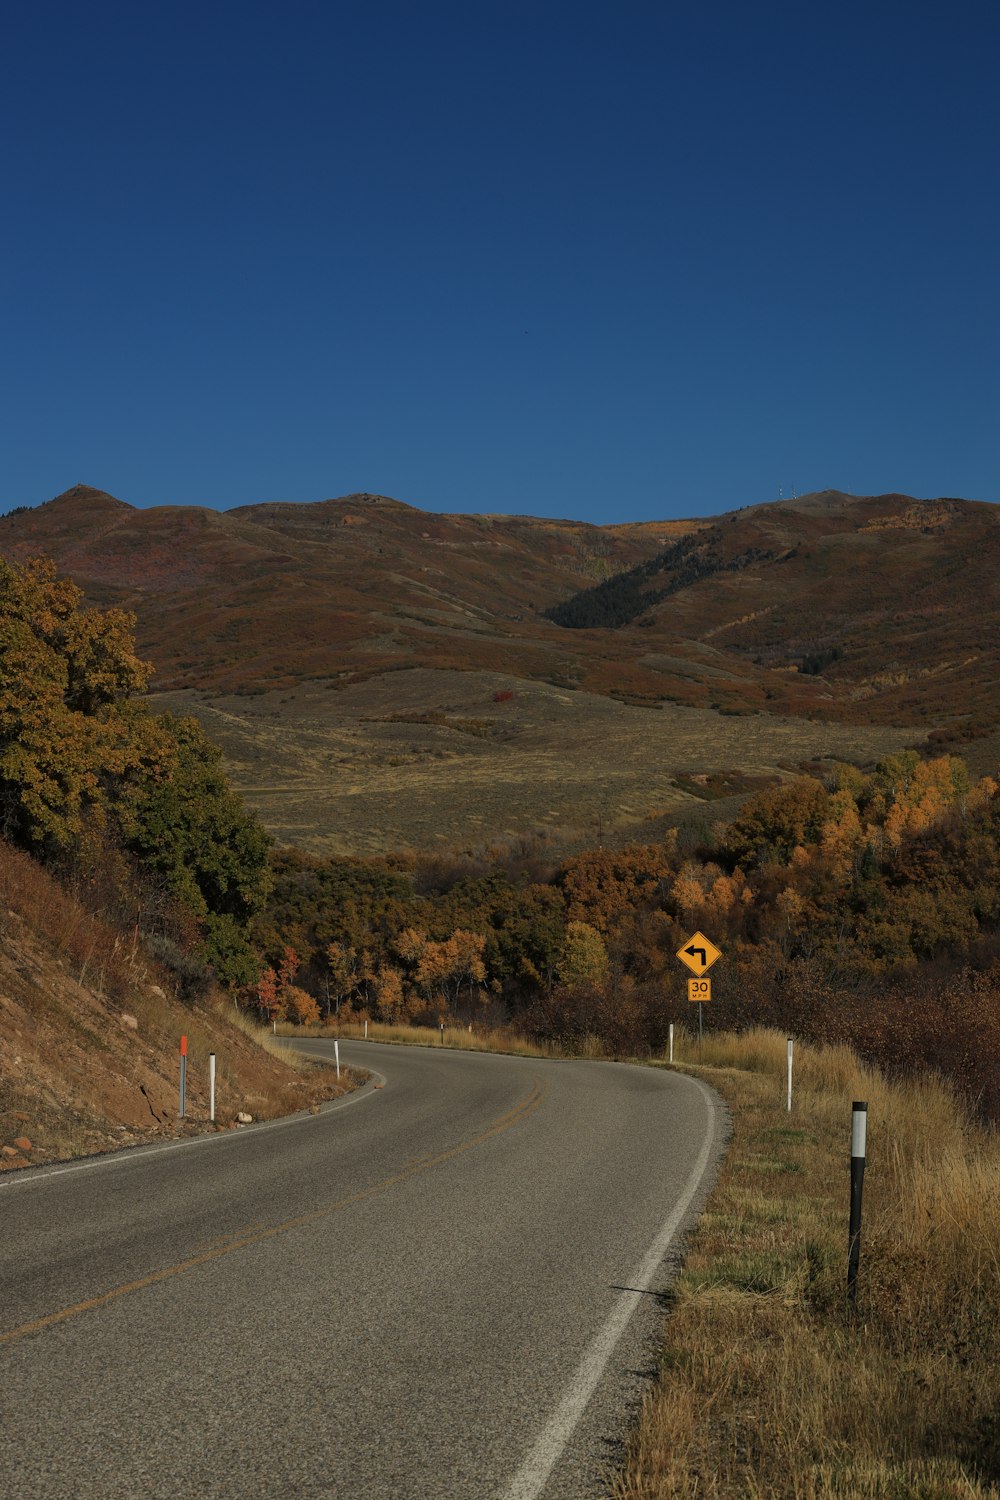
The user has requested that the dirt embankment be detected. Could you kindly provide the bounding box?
[0,843,354,1170]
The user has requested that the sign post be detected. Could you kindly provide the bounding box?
[676,932,722,1062]
[179,1035,187,1119]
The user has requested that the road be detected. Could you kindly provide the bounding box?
[0,1041,724,1499]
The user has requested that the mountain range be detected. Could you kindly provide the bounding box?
[2,484,996,853]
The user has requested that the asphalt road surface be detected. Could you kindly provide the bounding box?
[0,1041,724,1499]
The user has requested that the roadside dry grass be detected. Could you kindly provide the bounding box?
[274,1017,598,1058]
[615,1029,1000,1499]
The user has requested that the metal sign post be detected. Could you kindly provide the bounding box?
[209,1052,216,1123]
[687,977,711,1060]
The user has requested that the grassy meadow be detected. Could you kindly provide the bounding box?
[152,670,917,856]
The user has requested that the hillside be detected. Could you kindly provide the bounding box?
[3,484,996,727]
[0,840,351,1170]
[0,485,688,695]
[549,490,1000,729]
[2,483,997,853]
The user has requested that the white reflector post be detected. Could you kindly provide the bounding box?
[848,1101,868,1304]
[851,1102,868,1159]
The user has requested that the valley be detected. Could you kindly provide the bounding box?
[152,670,917,856]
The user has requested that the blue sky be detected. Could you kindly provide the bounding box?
[3,1,997,522]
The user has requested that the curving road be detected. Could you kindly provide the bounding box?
[0,1041,724,1499]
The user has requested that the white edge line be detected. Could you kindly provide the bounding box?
[500,1074,720,1500]
[0,1068,386,1193]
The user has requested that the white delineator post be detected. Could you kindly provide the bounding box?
[364,1018,368,1039]
[787,1038,794,1112]
[669,1023,674,1063]
[334,1040,341,1080]
[848,1101,868,1305]
[209,1053,216,1123]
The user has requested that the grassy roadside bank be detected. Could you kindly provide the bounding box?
[615,1030,1000,1499]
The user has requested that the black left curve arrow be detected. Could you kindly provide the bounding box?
[686,946,707,967]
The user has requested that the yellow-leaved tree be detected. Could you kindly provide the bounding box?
[0,557,155,851]
[0,556,270,987]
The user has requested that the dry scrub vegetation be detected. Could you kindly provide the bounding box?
[616,1030,1000,1499]
[0,841,354,1167]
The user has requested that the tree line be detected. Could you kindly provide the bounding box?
[253,752,997,1011]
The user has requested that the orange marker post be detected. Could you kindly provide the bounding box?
[179,1035,187,1118]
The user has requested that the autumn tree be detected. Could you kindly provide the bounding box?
[558,921,609,988]
[560,841,676,934]
[283,986,321,1026]
[725,778,830,867]
[0,557,154,852]
[253,946,308,1024]
[372,964,406,1021]
[415,930,487,1007]
[325,940,361,1016]
[0,557,270,987]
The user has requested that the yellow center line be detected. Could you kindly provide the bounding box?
[1,1081,546,1349]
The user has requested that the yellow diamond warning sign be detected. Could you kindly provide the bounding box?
[676,931,722,977]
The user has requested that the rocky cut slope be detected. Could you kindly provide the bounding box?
[0,839,349,1169]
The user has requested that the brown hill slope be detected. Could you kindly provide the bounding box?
[2,485,994,729]
[548,490,1000,729]
[0,484,694,695]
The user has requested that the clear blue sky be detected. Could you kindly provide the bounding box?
[3,1,998,522]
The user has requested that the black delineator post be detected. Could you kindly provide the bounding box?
[848,1100,868,1305]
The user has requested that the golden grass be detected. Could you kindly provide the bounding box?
[274,1017,596,1058]
[615,1028,1000,1498]
[225,1001,310,1067]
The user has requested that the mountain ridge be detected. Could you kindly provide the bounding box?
[5,481,998,854]
[2,484,997,733]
